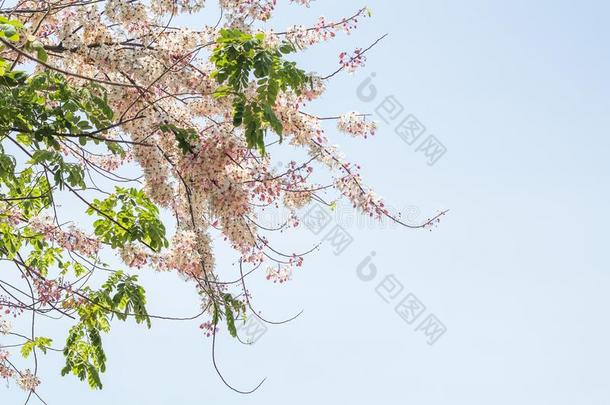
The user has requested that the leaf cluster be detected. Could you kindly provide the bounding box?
[86,187,168,252]
[61,271,150,389]
[211,29,309,154]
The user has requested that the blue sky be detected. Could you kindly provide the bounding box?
[4,1,610,404]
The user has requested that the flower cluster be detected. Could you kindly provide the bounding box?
[290,0,312,6]
[30,217,101,257]
[17,369,41,392]
[0,350,13,380]
[284,8,369,49]
[150,0,206,15]
[220,0,278,22]
[0,206,21,226]
[0,299,23,319]
[120,244,150,269]
[0,317,10,335]
[266,264,293,283]
[337,112,377,138]
[284,190,313,209]
[339,48,367,73]
[199,321,218,338]
[154,231,205,276]
[34,279,63,305]
[335,172,388,220]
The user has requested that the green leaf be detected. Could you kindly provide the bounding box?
[21,337,53,358]
[160,124,198,154]
[62,272,150,389]
[210,29,308,154]
[33,42,48,63]
[0,23,18,41]
[87,187,167,252]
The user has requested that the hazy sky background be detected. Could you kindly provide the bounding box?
[4,0,610,404]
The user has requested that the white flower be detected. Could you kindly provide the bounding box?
[338,112,377,138]
[0,319,10,335]
[17,370,40,392]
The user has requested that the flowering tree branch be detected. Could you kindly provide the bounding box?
[0,1,447,400]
